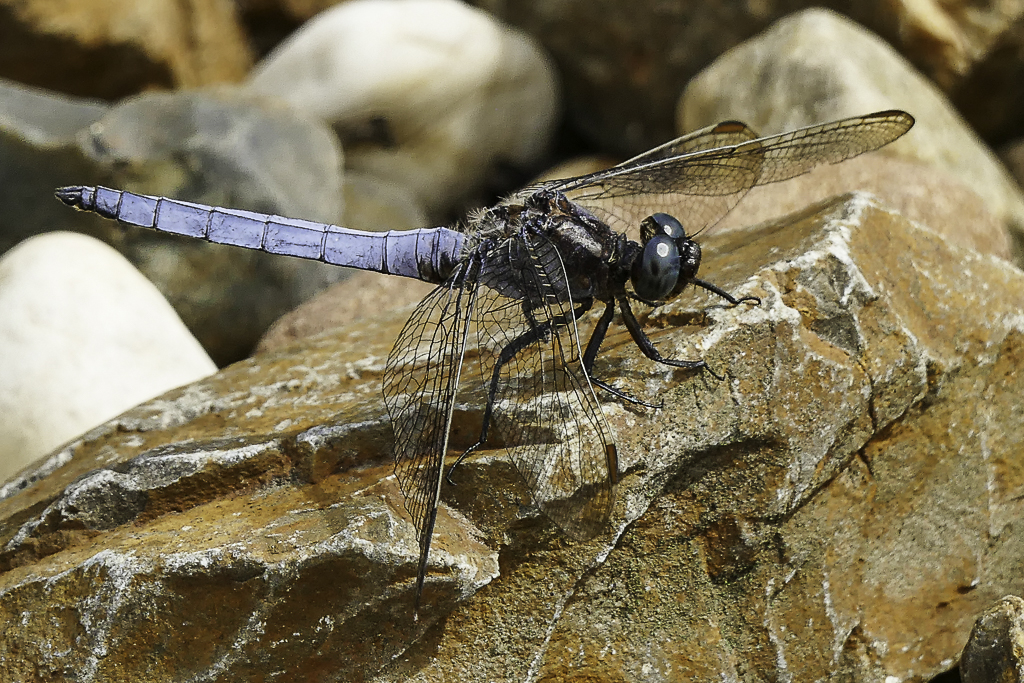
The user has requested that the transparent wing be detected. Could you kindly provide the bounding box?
[382,266,477,599]
[547,110,914,237]
[473,233,617,539]
[614,119,760,167]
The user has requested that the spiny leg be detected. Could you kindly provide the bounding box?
[445,300,591,484]
[582,300,662,409]
[692,277,760,306]
[616,278,760,382]
[617,295,722,378]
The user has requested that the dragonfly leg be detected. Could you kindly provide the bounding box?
[445,300,592,484]
[583,300,662,409]
[627,292,664,308]
[692,277,760,306]
[617,296,725,379]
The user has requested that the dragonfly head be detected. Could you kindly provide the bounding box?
[631,213,702,301]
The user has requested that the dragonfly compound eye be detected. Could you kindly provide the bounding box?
[639,212,687,243]
[631,233,681,301]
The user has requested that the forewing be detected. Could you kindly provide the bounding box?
[382,266,476,589]
[550,110,913,238]
[473,234,617,540]
[744,110,913,184]
[561,153,762,240]
[613,120,760,167]
[553,126,765,238]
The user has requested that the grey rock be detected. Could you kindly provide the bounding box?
[3,85,349,365]
[0,78,109,255]
[79,89,344,223]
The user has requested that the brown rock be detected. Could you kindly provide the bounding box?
[531,154,619,185]
[0,0,253,99]
[478,0,784,153]
[1001,138,1024,191]
[714,155,1012,262]
[2,193,1024,680]
[255,270,435,354]
[889,0,1024,91]
[961,595,1024,683]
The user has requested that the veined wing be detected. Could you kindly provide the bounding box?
[614,119,760,167]
[473,233,617,539]
[382,262,478,608]
[549,110,914,237]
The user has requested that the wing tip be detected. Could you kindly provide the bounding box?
[868,109,916,132]
[711,121,749,134]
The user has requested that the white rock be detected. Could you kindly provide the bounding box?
[246,0,559,215]
[0,232,216,483]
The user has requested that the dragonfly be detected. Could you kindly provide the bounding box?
[56,109,914,615]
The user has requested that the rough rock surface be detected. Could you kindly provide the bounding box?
[2,192,1022,680]
[255,270,436,355]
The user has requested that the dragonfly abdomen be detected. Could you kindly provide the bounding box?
[55,185,464,284]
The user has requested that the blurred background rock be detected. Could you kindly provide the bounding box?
[3,0,1023,362]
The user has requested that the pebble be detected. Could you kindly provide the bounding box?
[0,232,216,483]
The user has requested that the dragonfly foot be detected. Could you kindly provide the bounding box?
[703,364,725,381]
[446,443,481,485]
[592,376,661,408]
